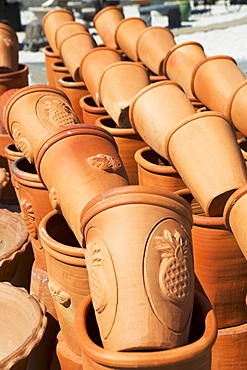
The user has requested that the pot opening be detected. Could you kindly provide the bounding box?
[8,144,21,153]
[142,148,171,167]
[17,157,37,174]
[46,213,80,247]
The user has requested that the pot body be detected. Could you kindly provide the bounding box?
[0,22,19,73]
[51,60,70,89]
[43,45,61,86]
[55,21,88,53]
[56,331,83,370]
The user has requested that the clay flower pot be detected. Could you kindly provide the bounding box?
[0,64,29,96]
[58,75,89,122]
[59,32,97,82]
[99,61,150,127]
[79,95,108,125]
[79,47,122,107]
[55,21,89,53]
[4,142,23,204]
[162,41,207,98]
[165,111,247,216]
[43,45,61,86]
[0,208,29,282]
[0,22,19,73]
[136,26,176,75]
[93,5,125,49]
[80,185,194,351]
[96,115,146,184]
[39,209,90,356]
[115,17,147,62]
[34,124,129,242]
[3,85,80,164]
[129,80,196,159]
[134,146,186,192]
[51,60,69,89]
[42,8,75,54]
[75,291,217,370]
[56,331,83,370]
[0,282,47,370]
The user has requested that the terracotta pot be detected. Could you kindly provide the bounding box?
[149,74,169,82]
[162,41,207,98]
[0,63,28,96]
[0,208,29,282]
[39,209,90,355]
[55,21,89,53]
[223,183,247,260]
[80,95,108,125]
[35,124,129,243]
[176,188,247,328]
[42,8,75,54]
[238,137,247,161]
[56,331,83,370]
[75,291,217,369]
[11,156,54,271]
[43,45,61,86]
[80,185,194,351]
[191,55,246,116]
[93,5,125,49]
[115,17,147,62]
[95,115,146,184]
[51,60,69,89]
[58,75,89,122]
[4,142,23,205]
[79,47,122,106]
[129,80,195,159]
[59,32,97,82]
[3,85,80,164]
[165,110,247,216]
[99,61,150,127]
[0,22,19,73]
[134,146,186,191]
[136,26,176,75]
[0,282,47,370]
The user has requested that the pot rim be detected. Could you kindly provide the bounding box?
[79,94,107,113]
[93,4,124,27]
[95,115,137,136]
[42,8,74,29]
[11,156,44,185]
[225,79,247,122]
[42,45,60,58]
[223,183,247,231]
[58,74,87,87]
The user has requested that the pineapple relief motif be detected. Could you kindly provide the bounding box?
[44,99,77,126]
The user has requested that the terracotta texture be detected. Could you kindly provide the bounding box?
[80,95,108,125]
[55,21,89,53]
[0,282,47,369]
[115,17,147,62]
[136,26,176,75]
[39,210,90,355]
[0,22,19,73]
[134,146,186,192]
[35,124,129,243]
[43,46,61,86]
[58,75,89,123]
[162,41,207,98]
[42,9,75,54]
[93,5,125,49]
[96,115,146,184]
[79,47,123,106]
[0,64,29,96]
[75,291,217,370]
[80,185,194,351]
[51,60,69,89]
[4,143,23,204]
[56,331,83,370]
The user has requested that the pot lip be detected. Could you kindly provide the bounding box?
[51,60,69,72]
[0,281,47,369]
[80,184,192,233]
[42,8,74,29]
[223,183,247,231]
[162,41,205,77]
[190,54,237,99]
[164,110,235,165]
[58,74,86,87]
[95,115,137,135]
[4,142,23,160]
[128,80,183,132]
[34,123,118,181]
[114,17,147,45]
[0,63,28,77]
[42,45,60,57]
[134,145,178,174]
[79,94,107,113]
[93,4,124,26]
[225,79,247,121]
[75,291,217,367]
[11,156,42,184]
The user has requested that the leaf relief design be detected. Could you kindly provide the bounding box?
[20,198,37,238]
[88,154,122,172]
[12,125,32,163]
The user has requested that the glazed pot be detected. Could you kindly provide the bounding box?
[56,331,83,370]
[165,110,247,216]
[0,208,29,282]
[43,45,61,86]
[55,21,89,53]
[42,9,75,54]
[129,80,196,159]
[3,85,80,164]
[162,41,207,98]
[34,124,129,243]
[0,63,29,96]
[0,282,47,370]
[39,209,90,356]
[80,185,194,351]
[136,26,176,75]
[79,47,122,106]
[58,75,89,122]
[59,32,97,82]
[51,60,69,89]
[134,146,186,192]
[96,115,146,184]
[93,5,125,49]
[99,61,150,127]
[0,22,19,73]
[115,17,147,62]
[80,95,108,125]
[75,291,217,370]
